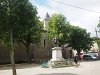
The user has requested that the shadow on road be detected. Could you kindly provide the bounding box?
[36,73,78,75]
[0,63,39,70]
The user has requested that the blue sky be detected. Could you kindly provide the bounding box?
[29,0,48,6]
[29,0,100,37]
[33,0,47,5]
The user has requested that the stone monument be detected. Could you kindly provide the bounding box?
[51,47,64,61]
[49,38,68,68]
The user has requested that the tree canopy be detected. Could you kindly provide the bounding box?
[48,13,70,46]
[0,0,42,75]
[0,0,39,45]
[68,26,93,55]
[48,13,93,58]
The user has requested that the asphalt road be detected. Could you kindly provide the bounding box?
[0,60,100,75]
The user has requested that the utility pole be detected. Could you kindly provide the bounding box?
[95,27,98,38]
[95,17,100,38]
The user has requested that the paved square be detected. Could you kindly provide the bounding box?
[0,61,100,75]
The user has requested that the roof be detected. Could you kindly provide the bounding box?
[44,12,50,20]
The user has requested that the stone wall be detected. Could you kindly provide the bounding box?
[0,41,53,64]
[0,42,27,64]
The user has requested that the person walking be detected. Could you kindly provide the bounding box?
[74,55,79,67]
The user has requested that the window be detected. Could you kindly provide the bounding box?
[44,39,46,47]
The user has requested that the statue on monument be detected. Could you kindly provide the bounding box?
[53,37,59,47]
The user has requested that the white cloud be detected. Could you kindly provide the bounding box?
[30,0,100,37]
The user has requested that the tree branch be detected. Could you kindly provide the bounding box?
[21,40,27,47]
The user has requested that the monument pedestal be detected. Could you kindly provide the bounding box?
[49,47,68,68]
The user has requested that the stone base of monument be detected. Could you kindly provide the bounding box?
[50,60,69,68]
[48,47,70,68]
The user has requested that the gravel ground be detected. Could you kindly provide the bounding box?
[0,60,100,75]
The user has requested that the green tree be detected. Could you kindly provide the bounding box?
[59,23,71,45]
[96,40,100,49]
[13,0,43,63]
[0,0,41,75]
[48,13,71,58]
[97,19,100,48]
[93,37,100,49]
[48,13,69,46]
[20,20,43,63]
[68,26,93,58]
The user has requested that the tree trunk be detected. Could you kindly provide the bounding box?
[10,49,16,75]
[61,45,66,59]
[8,0,16,74]
[10,31,17,75]
[26,43,31,63]
[69,50,72,58]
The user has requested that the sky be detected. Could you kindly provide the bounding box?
[29,0,100,37]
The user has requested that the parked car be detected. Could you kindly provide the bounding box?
[86,52,98,57]
[83,54,98,60]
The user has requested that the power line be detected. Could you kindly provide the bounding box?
[51,0,100,13]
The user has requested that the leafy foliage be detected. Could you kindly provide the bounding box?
[48,13,70,46]
[48,13,93,55]
[0,0,42,49]
[68,26,93,53]
[0,0,43,67]
[0,0,39,46]
[93,37,100,49]
[96,40,100,49]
